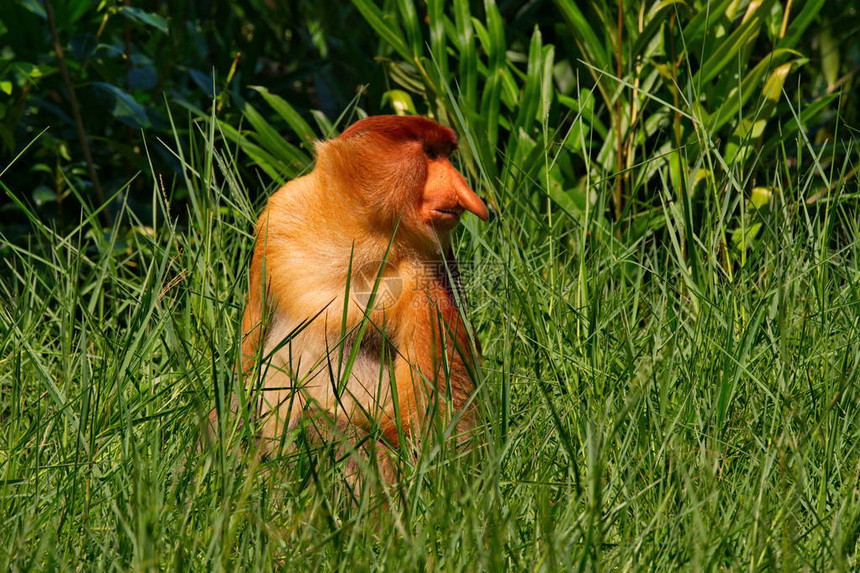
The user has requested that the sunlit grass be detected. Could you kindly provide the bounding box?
[2,94,859,569]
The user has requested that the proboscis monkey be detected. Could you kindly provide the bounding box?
[219,115,488,475]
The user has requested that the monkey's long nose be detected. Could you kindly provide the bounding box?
[451,167,489,221]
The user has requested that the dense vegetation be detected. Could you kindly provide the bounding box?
[1,0,859,570]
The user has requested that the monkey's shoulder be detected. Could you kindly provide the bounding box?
[255,175,325,237]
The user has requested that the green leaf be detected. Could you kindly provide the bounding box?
[762,61,793,102]
[0,80,11,95]
[539,45,555,123]
[512,27,543,133]
[351,0,413,62]
[750,187,773,209]
[381,89,417,115]
[480,0,505,152]
[707,49,798,133]
[683,0,734,44]
[237,97,311,171]
[92,82,151,129]
[454,0,477,109]
[396,0,423,56]
[554,0,609,70]
[11,62,54,85]
[126,66,158,91]
[731,222,762,251]
[174,100,296,181]
[249,86,318,150]
[32,185,55,206]
[426,0,449,80]
[18,0,46,19]
[484,0,506,74]
[693,14,762,88]
[311,110,337,138]
[778,0,825,50]
[818,26,839,88]
[118,7,168,34]
[762,92,840,157]
[188,69,216,97]
[632,0,687,57]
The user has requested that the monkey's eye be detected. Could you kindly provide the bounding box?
[424,146,440,160]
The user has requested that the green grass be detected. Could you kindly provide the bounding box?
[2,0,860,566]
[1,104,859,571]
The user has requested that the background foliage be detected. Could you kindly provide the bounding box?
[0,0,856,241]
[1,0,859,570]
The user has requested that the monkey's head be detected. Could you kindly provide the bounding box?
[315,115,488,248]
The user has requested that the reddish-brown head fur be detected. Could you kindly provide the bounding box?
[339,115,458,151]
[315,115,488,248]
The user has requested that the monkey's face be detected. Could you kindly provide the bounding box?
[363,132,488,238]
[334,115,488,242]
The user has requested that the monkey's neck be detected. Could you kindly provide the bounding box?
[401,262,478,431]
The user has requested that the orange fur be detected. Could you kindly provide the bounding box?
[236,115,487,459]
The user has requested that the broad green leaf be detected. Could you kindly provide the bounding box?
[508,128,538,178]
[381,89,417,115]
[32,185,55,206]
[310,110,336,138]
[731,221,761,251]
[693,14,761,87]
[19,0,46,19]
[762,62,793,102]
[250,86,318,149]
[778,0,825,50]
[426,0,448,80]
[480,0,505,155]
[92,82,151,129]
[483,0,506,74]
[472,18,490,57]
[238,98,310,170]
[118,7,168,34]
[750,187,773,209]
[684,0,734,43]
[632,0,687,58]
[725,117,767,164]
[707,49,798,133]
[395,0,423,56]
[539,45,555,123]
[126,66,158,91]
[554,0,609,70]
[818,26,839,89]
[547,182,585,216]
[11,62,54,84]
[558,92,608,140]
[351,0,413,62]
[206,115,297,181]
[512,27,543,133]
[454,0,477,110]
[761,92,839,158]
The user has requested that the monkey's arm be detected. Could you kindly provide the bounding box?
[241,235,268,374]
